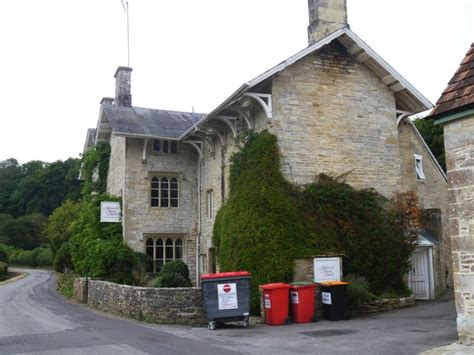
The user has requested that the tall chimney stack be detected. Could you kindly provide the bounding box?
[114,66,133,107]
[307,0,348,46]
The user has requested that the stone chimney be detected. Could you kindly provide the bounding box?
[114,66,132,107]
[308,0,348,46]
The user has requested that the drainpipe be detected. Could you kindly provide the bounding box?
[196,156,202,286]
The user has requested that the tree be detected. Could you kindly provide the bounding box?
[45,200,82,255]
[414,118,446,171]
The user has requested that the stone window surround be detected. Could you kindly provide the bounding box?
[150,173,180,208]
[206,189,214,221]
[414,154,426,182]
[145,234,185,273]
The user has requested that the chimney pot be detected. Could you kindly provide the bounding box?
[100,97,114,105]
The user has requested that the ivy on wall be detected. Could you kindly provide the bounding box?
[214,130,420,313]
[81,143,111,196]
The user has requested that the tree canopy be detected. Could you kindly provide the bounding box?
[414,118,446,171]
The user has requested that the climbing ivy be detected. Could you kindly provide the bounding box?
[214,131,419,313]
[81,143,111,196]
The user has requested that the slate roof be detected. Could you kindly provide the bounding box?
[429,43,474,119]
[101,104,204,139]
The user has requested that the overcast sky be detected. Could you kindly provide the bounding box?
[0,0,472,164]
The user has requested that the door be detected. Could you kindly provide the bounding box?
[409,248,431,300]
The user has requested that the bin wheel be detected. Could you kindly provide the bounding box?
[242,318,250,328]
[208,321,216,330]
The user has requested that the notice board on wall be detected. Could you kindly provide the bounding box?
[313,257,342,282]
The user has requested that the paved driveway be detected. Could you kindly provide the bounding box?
[0,269,457,354]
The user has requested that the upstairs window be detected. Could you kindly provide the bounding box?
[150,175,179,208]
[153,140,178,154]
[414,154,425,181]
[207,190,214,221]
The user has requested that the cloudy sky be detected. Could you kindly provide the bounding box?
[0,0,472,164]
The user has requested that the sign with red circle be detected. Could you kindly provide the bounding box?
[223,284,231,293]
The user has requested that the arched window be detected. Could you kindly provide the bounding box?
[161,177,169,208]
[165,238,174,262]
[156,238,164,272]
[146,237,185,273]
[175,238,183,260]
[146,238,154,272]
[151,177,159,207]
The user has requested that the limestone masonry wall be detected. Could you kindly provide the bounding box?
[74,278,206,326]
[443,116,474,343]
[398,120,452,294]
[269,42,401,197]
[123,138,199,283]
[106,134,126,197]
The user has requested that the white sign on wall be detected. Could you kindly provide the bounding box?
[314,257,342,282]
[100,201,121,223]
[217,283,238,310]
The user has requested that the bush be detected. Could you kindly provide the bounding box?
[153,272,192,288]
[0,261,8,276]
[346,275,376,309]
[0,244,9,263]
[57,272,75,298]
[54,242,73,272]
[160,260,190,280]
[34,248,53,267]
[14,250,35,266]
[153,260,192,288]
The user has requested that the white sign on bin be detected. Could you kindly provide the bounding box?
[322,291,332,305]
[314,257,342,283]
[217,283,238,310]
[100,201,121,223]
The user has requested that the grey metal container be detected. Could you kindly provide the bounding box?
[201,271,251,330]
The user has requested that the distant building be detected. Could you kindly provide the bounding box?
[84,0,451,297]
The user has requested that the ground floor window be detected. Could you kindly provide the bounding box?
[145,236,184,273]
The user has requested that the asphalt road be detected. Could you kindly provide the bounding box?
[0,269,458,355]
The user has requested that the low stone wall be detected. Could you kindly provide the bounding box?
[352,295,415,316]
[73,278,207,325]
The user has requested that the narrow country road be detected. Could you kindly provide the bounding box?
[0,268,458,354]
[0,269,237,355]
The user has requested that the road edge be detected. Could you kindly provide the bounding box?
[0,271,27,286]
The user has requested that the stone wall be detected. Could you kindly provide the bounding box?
[443,115,474,343]
[269,41,401,197]
[106,134,126,197]
[398,120,451,294]
[123,138,199,284]
[74,278,207,326]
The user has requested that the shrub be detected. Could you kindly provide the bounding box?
[0,261,8,276]
[153,272,192,288]
[0,244,9,263]
[54,242,73,273]
[346,274,376,309]
[45,200,81,256]
[160,260,190,280]
[34,248,53,267]
[57,272,75,298]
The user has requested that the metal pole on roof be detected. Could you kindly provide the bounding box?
[121,0,130,67]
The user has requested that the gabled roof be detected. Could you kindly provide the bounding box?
[429,43,474,120]
[101,104,204,140]
[181,27,432,138]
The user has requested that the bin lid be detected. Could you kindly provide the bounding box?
[260,283,290,290]
[290,282,316,289]
[201,271,251,280]
[319,281,349,286]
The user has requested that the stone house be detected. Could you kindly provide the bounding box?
[84,0,451,297]
[428,43,474,343]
